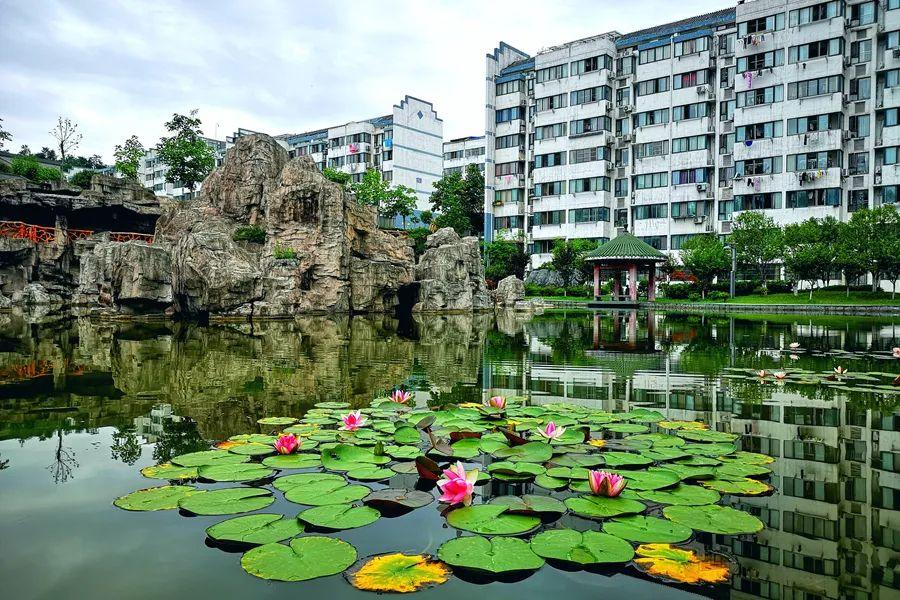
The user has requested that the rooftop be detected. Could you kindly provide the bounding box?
[584,232,667,262]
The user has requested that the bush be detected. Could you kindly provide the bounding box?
[322,168,351,186]
[659,282,693,299]
[707,290,730,301]
[273,244,297,260]
[233,225,266,244]
[69,169,97,189]
[0,162,11,174]
[10,156,62,183]
[688,292,702,302]
[37,166,62,183]
[565,285,591,298]
[407,227,430,257]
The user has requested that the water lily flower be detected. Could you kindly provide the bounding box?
[790,354,799,361]
[757,370,767,378]
[536,421,566,440]
[834,366,847,375]
[789,342,800,350]
[774,371,786,380]
[436,461,478,506]
[486,396,506,409]
[588,470,627,497]
[390,390,412,404]
[893,347,900,358]
[274,433,300,454]
[340,410,368,431]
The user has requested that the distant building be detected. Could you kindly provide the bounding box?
[136,137,227,200]
[442,136,486,177]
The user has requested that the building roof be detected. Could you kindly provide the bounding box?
[615,7,735,48]
[584,232,667,262]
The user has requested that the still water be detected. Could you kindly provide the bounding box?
[1,309,898,599]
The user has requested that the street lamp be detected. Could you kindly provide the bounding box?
[724,244,736,298]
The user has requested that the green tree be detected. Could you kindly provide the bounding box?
[680,234,730,299]
[782,217,840,300]
[62,154,105,170]
[49,116,82,164]
[113,135,146,180]
[429,171,471,235]
[0,117,11,150]
[322,167,351,186]
[419,209,433,226]
[461,164,485,235]
[156,110,216,193]
[351,168,393,208]
[383,185,418,229]
[484,239,528,281]
[69,169,97,189]
[18,144,30,155]
[36,147,57,161]
[730,210,782,292]
[551,239,580,293]
[843,206,899,292]
[834,220,868,297]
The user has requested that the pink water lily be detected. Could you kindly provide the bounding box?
[789,342,800,350]
[436,461,478,506]
[789,354,799,361]
[757,370,767,378]
[340,410,367,431]
[390,390,412,404]
[537,421,566,440]
[892,347,900,358]
[486,396,506,409]
[274,433,300,454]
[774,371,786,380]
[588,470,627,497]
[834,366,847,375]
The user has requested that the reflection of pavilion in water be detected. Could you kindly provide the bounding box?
[133,404,183,444]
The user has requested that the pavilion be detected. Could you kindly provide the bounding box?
[584,232,667,302]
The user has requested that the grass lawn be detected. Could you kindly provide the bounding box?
[526,295,593,302]
[657,291,899,306]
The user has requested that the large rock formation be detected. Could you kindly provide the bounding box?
[412,228,491,312]
[493,275,525,307]
[76,238,173,313]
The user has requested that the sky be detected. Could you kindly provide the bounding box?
[1,0,731,162]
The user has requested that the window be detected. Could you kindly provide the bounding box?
[570,85,611,105]
[736,85,784,107]
[734,193,782,210]
[570,116,611,136]
[634,140,669,159]
[496,79,523,96]
[719,33,735,55]
[671,168,709,185]
[638,235,667,250]
[736,120,783,141]
[850,77,871,101]
[719,66,735,88]
[534,122,567,140]
[740,13,785,35]
[783,513,838,541]
[465,147,484,157]
[571,54,612,75]
[569,207,610,223]
[881,108,900,127]
[569,176,610,193]
[719,132,734,154]
[535,93,567,112]
[616,87,630,104]
[633,172,668,189]
[882,69,900,90]
[887,30,900,49]
[493,215,523,230]
[789,1,842,26]
[533,181,566,197]
[674,36,708,56]
[635,76,669,97]
[536,64,567,83]
[878,185,898,205]
[737,50,784,73]
[494,189,522,204]
[616,55,634,76]
[788,38,843,63]
[890,0,899,10]
[786,151,842,171]
[787,75,843,100]
[495,161,524,176]
[615,179,628,197]
[736,156,782,176]
[673,102,709,121]
[670,233,698,249]
[671,135,708,153]
[533,152,565,169]
[673,69,708,90]
[848,189,869,212]
[786,188,841,208]
[848,1,876,26]
[787,113,842,134]
[849,152,869,174]
[570,146,610,164]
[719,100,735,121]
[639,44,670,64]
[671,201,710,219]
[633,109,669,128]
[877,147,899,167]
[633,204,668,219]
[496,106,524,123]
[851,39,872,63]
[495,134,524,150]
[849,114,870,137]
[531,210,565,225]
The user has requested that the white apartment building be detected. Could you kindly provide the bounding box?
[228,96,443,210]
[485,0,899,271]
[137,137,227,201]
[442,136,486,177]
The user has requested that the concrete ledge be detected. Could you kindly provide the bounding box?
[644,302,900,316]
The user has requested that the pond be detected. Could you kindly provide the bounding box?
[0,309,898,599]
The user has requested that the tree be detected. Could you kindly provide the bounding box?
[155,110,216,193]
[551,239,580,293]
[782,217,840,300]
[730,210,782,291]
[113,135,146,180]
[461,164,485,235]
[69,169,97,189]
[680,234,730,298]
[351,168,393,208]
[842,206,899,292]
[419,210,433,226]
[484,239,528,281]
[322,167,351,186]
[381,185,418,229]
[429,171,471,235]
[18,144,30,155]
[0,118,11,150]
[834,221,868,297]
[36,147,57,160]
[49,116,82,164]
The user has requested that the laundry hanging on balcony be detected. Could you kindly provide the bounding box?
[348,143,360,154]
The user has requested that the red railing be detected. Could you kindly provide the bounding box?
[0,220,153,245]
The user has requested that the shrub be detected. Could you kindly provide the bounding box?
[233,225,266,244]
[37,166,62,182]
[659,282,693,299]
[69,169,97,189]
[688,292,702,302]
[322,167,351,186]
[10,155,41,180]
[273,244,297,260]
[767,280,794,294]
[565,285,591,298]
[707,290,730,301]
[0,162,11,174]
[407,227,430,257]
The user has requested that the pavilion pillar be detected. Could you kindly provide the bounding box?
[628,263,638,302]
[628,310,637,344]
[648,267,657,301]
[593,264,600,300]
[613,272,621,299]
[592,313,600,349]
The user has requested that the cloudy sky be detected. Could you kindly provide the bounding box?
[1,0,730,161]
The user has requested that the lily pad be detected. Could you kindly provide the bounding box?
[257,417,298,426]
[682,442,736,457]
[261,454,321,469]
[241,536,357,581]
[390,461,418,475]
[603,515,692,543]
[638,484,720,506]
[715,463,771,479]
[600,452,653,468]
[278,474,370,506]
[446,504,541,535]
[227,443,275,457]
[346,466,393,481]
[604,423,649,434]
[140,463,198,480]
[633,543,731,585]
[534,474,569,490]
[549,453,604,468]
[178,487,274,515]
[661,463,716,481]
[321,444,390,471]
[487,461,545,481]
[700,477,772,496]
[564,495,645,519]
[348,553,450,593]
[445,438,483,459]
[438,536,544,573]
[171,450,249,468]
[206,514,304,545]
[363,488,433,510]
[663,504,764,535]
[199,462,274,482]
[620,469,680,491]
[677,429,738,443]
[530,529,634,565]
[384,445,421,460]
[114,485,197,511]
[489,494,567,516]
[492,441,553,463]
[315,401,350,410]
[393,427,421,445]
[298,503,380,530]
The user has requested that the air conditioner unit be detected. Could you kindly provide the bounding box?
[623,105,633,113]
[704,223,714,232]
[696,85,709,95]
[694,216,706,224]
[842,131,852,140]
[696,183,708,192]
[605,163,615,173]
[622,133,633,142]
[844,57,852,67]
[894,48,900,58]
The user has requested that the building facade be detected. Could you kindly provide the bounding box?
[136,137,227,201]
[485,0,899,269]
[442,136,486,177]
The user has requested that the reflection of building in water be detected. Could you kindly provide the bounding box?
[133,404,183,444]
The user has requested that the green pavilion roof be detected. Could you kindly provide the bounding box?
[584,232,666,262]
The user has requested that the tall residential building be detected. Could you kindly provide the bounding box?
[137,137,227,201]
[227,96,443,210]
[485,0,899,270]
[442,136,486,177]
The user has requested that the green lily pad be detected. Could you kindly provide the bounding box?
[530,529,634,565]
[389,462,418,475]
[715,463,771,479]
[347,466,393,481]
[638,484,721,506]
[298,503,380,530]
[682,442,736,457]
[393,427,421,445]
[489,494,567,516]
[625,433,685,447]
[230,434,278,444]
[479,435,509,454]
[199,462,275,482]
[321,444,390,471]
[718,451,774,465]
[257,417,298,426]
[171,450,249,468]
[663,504,764,534]
[140,463,198,480]
[262,454,321,469]
[621,468,680,491]
[363,488,433,510]
[206,514,304,545]
[178,487,274,515]
[545,466,590,480]
[640,448,689,462]
[492,441,553,463]
[438,536,544,573]
[446,504,541,535]
[676,456,722,467]
[700,477,772,495]
[114,485,197,511]
[604,423,649,434]
[600,452,653,468]
[661,463,716,481]
[603,515,692,543]
[446,438,483,459]
[564,495,645,519]
[274,472,345,492]
[549,453,604,468]
[275,473,370,506]
[547,428,588,445]
[534,474,569,490]
[228,443,276,457]
[315,401,351,410]
[487,461,545,481]
[241,536,357,581]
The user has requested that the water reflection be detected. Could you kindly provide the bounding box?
[0,309,898,599]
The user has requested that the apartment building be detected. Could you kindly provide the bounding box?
[227,96,443,210]
[137,137,227,200]
[485,0,899,269]
[442,136,486,177]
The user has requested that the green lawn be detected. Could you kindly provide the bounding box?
[657,291,899,306]
[526,295,592,303]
